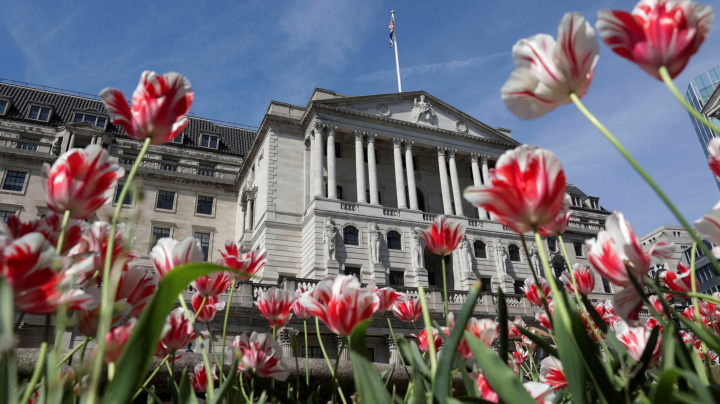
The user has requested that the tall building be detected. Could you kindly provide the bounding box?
[640,225,694,276]
[685,66,720,190]
[1,80,615,362]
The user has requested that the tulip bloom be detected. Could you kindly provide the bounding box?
[537,195,571,237]
[70,222,138,285]
[189,362,218,393]
[297,275,379,337]
[521,278,551,307]
[217,240,267,281]
[3,212,84,254]
[292,288,313,320]
[192,271,233,297]
[413,327,443,353]
[155,308,196,358]
[151,237,205,279]
[597,0,714,80]
[44,145,125,220]
[392,298,422,323]
[561,264,596,295]
[100,71,194,145]
[695,201,720,246]
[540,357,568,391]
[501,13,599,120]
[100,319,136,364]
[458,318,498,359]
[616,321,662,364]
[659,262,696,295]
[464,146,567,234]
[536,303,554,331]
[416,216,465,256]
[376,287,405,313]
[255,287,296,329]
[508,316,527,340]
[708,138,720,180]
[193,293,225,323]
[232,332,289,381]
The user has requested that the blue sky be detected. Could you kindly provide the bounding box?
[1,0,718,236]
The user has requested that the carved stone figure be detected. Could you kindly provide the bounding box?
[494,238,507,276]
[411,228,425,269]
[369,222,381,264]
[529,242,542,278]
[410,95,437,126]
[461,236,473,275]
[323,217,338,262]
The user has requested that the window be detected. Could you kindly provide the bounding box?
[547,238,556,252]
[367,348,375,362]
[161,157,179,172]
[156,190,175,210]
[18,136,38,151]
[337,186,343,201]
[344,266,360,278]
[196,196,214,215]
[0,99,7,115]
[119,152,138,165]
[114,184,133,206]
[343,226,359,246]
[602,278,612,293]
[199,163,216,177]
[387,231,402,250]
[473,240,486,258]
[302,346,323,359]
[389,270,404,286]
[73,112,107,129]
[552,261,564,279]
[405,187,425,211]
[514,280,525,295]
[170,134,183,144]
[573,242,583,257]
[28,105,51,121]
[571,196,581,206]
[589,199,599,209]
[0,210,14,223]
[428,272,437,287]
[2,171,27,192]
[200,134,219,149]
[479,278,491,292]
[151,227,171,248]
[194,232,211,261]
[508,244,521,262]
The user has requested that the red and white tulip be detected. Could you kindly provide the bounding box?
[151,236,205,279]
[193,293,225,323]
[155,308,196,358]
[3,212,84,255]
[99,318,136,364]
[189,362,218,393]
[708,138,720,180]
[616,321,662,364]
[70,222,138,285]
[561,264,596,295]
[660,262,697,296]
[508,315,527,339]
[540,357,568,391]
[192,270,233,297]
[255,287,296,329]
[217,240,267,281]
[392,297,423,323]
[416,216,465,256]
[413,327,443,354]
[537,195,572,237]
[232,332,289,381]
[376,287,405,313]
[292,288,313,320]
[458,318,498,359]
[522,278,551,307]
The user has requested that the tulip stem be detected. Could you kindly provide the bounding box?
[570,92,720,277]
[441,255,449,321]
[660,66,720,134]
[314,318,347,404]
[193,296,207,323]
[205,322,222,371]
[417,286,437,380]
[533,232,571,328]
[199,336,214,402]
[220,279,236,382]
[19,342,47,404]
[385,314,409,372]
[519,234,552,323]
[57,338,88,368]
[303,319,309,387]
[88,136,152,404]
[691,242,700,322]
[131,355,169,401]
[55,210,71,255]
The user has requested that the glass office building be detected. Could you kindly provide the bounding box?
[685,66,720,190]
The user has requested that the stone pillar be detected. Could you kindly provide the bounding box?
[393,138,407,209]
[238,203,246,240]
[245,198,253,232]
[405,142,418,210]
[68,133,76,150]
[388,334,403,365]
[91,135,98,145]
[355,131,367,203]
[470,154,487,219]
[304,137,311,207]
[481,155,491,220]
[448,149,463,217]
[327,126,337,199]
[277,328,296,359]
[314,126,324,197]
[337,336,350,361]
[437,147,453,216]
[367,134,379,205]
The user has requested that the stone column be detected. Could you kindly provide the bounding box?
[481,155,491,219]
[448,149,463,217]
[245,198,253,232]
[68,133,76,150]
[327,126,337,199]
[304,137,312,207]
[337,336,350,361]
[437,147,453,216]
[355,131,367,203]
[470,154,487,219]
[367,134,379,204]
[405,142,418,210]
[91,135,98,145]
[388,334,403,365]
[277,328,296,359]
[238,203,246,239]
[314,126,324,197]
[393,138,407,209]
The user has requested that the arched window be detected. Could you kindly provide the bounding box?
[343,226,359,246]
[387,230,402,250]
[473,240,486,258]
[552,261,564,279]
[405,187,426,212]
[547,238,557,252]
[508,244,521,262]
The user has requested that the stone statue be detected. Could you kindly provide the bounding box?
[411,228,425,269]
[323,217,338,262]
[494,238,507,276]
[369,222,381,264]
[410,95,437,126]
[461,236,473,275]
[529,242,542,277]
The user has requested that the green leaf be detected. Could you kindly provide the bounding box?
[676,315,720,355]
[435,281,482,403]
[464,332,535,404]
[398,339,430,377]
[580,294,608,334]
[175,368,199,404]
[0,279,17,404]
[349,320,392,403]
[103,262,230,404]
[497,289,508,364]
[650,368,680,404]
[209,358,237,404]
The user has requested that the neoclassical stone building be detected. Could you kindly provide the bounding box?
[1,80,613,362]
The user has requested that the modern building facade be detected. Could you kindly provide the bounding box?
[685,65,720,190]
[640,225,694,277]
[2,80,614,362]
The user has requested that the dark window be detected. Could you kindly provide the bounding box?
[344,266,360,278]
[119,152,137,166]
[161,158,179,172]
[571,196,581,206]
[196,196,214,215]
[73,113,107,128]
[473,240,486,258]
[18,136,38,151]
[428,272,437,287]
[302,346,323,359]
[151,227,171,248]
[602,278,612,293]
[389,270,404,286]
[573,242,583,257]
[28,105,51,121]
[552,261,564,279]
[387,231,402,250]
[0,100,7,115]
[337,186,343,201]
[200,134,219,149]
[2,171,26,191]
[513,280,524,295]
[0,210,14,223]
[479,278,491,292]
[508,244,521,262]
[114,184,133,205]
[194,232,210,261]
[547,238,556,252]
[199,163,216,177]
[170,134,183,144]
[156,190,175,210]
[343,226,359,245]
[367,348,375,362]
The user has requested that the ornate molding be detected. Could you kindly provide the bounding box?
[392,137,403,148]
[354,130,365,142]
[447,148,457,159]
[404,140,414,153]
[366,132,377,144]
[376,103,391,117]
[470,153,479,164]
[454,120,468,134]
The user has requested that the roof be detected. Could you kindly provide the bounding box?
[0,80,256,157]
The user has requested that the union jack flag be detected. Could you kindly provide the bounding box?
[389,16,395,48]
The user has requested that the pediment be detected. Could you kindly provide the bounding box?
[310,90,517,145]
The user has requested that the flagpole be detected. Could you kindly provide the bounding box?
[392,10,402,92]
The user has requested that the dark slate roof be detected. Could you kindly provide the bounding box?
[566,184,588,198]
[0,81,256,157]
